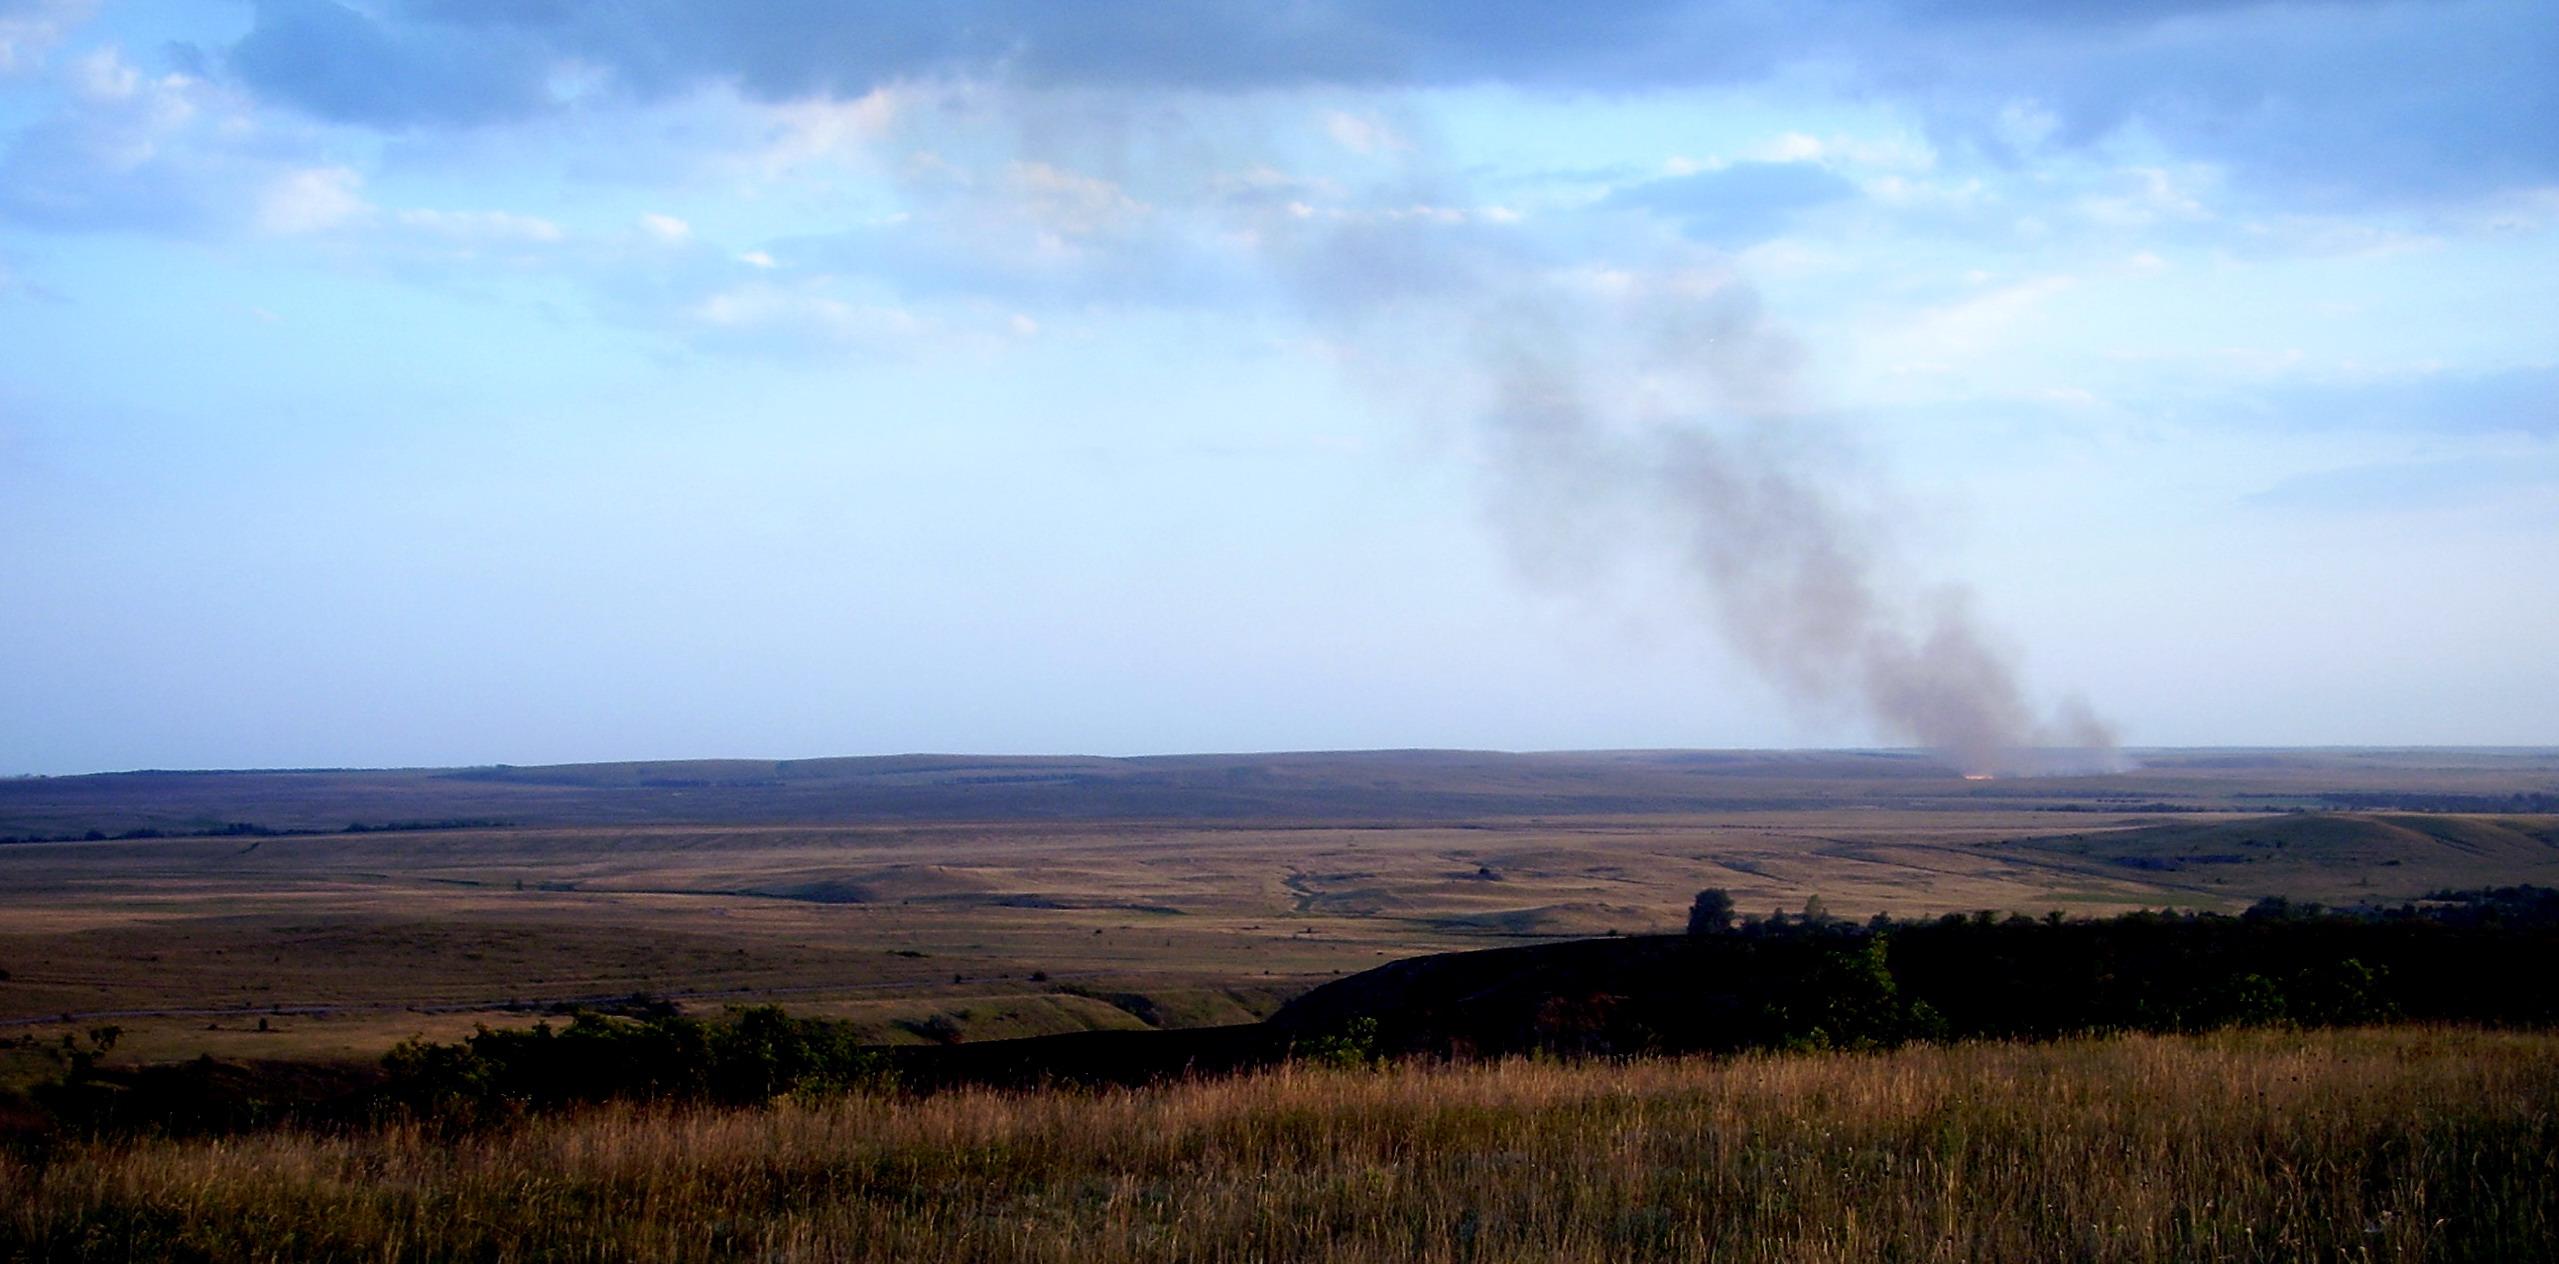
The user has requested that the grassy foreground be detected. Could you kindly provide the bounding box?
[5,1027,2555,1262]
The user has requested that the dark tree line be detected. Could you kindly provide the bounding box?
[1275,887,2559,1060]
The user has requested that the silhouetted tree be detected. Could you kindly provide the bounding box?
[1688,889,1736,935]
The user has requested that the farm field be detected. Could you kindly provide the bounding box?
[2,748,2555,1065]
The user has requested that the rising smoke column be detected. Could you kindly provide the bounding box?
[1260,201,2120,774]
[1476,273,2120,775]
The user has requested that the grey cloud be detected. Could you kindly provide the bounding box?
[1901,0,2559,204]
[231,0,555,127]
[200,0,2555,202]
[219,0,1779,120]
[392,0,1694,97]
[1606,162,1859,247]
[262,0,1407,121]
[1891,0,2338,25]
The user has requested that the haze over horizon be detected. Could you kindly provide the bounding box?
[30,742,2559,785]
[2,0,2554,776]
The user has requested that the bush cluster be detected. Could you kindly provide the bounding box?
[383,1005,894,1119]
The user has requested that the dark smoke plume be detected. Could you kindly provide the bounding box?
[1264,209,2120,774]
[1482,282,2116,774]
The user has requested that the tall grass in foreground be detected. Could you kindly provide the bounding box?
[5,1027,2554,1262]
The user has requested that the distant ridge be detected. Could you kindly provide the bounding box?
[2,748,2554,841]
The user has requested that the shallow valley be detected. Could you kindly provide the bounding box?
[3,747,2554,1066]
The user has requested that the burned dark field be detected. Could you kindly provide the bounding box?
[4,746,2555,1063]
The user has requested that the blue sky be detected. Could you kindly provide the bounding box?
[0,0,2552,773]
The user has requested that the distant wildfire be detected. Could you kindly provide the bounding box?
[1270,234,2124,776]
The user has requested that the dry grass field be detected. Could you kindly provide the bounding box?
[5,1026,2552,1262]
[2,749,2555,1067]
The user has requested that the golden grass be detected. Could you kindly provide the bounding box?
[6,1026,2554,1262]
[17,806,2556,1067]
[0,811,2186,1064]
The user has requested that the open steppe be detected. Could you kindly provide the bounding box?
[3,748,2555,1066]
[8,1027,2553,1262]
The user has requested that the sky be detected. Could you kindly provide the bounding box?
[0,0,2552,774]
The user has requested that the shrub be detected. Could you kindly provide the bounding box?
[1298,1017,1383,1069]
[383,1006,892,1120]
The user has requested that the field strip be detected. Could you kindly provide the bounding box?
[0,969,1165,1030]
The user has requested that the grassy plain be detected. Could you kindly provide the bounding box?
[2,749,2555,1067]
[6,1026,2553,1262]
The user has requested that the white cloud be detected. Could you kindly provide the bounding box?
[256,165,367,235]
[0,49,217,229]
[751,85,908,173]
[1746,130,1932,172]
[1004,161,1149,239]
[0,46,354,236]
[394,208,565,243]
[638,212,692,243]
[2074,166,2213,229]
[0,0,94,76]
[1321,110,1408,156]
[1887,274,2078,358]
[1862,174,1987,211]
[690,280,922,349]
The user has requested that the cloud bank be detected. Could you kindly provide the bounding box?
[202,0,2557,203]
